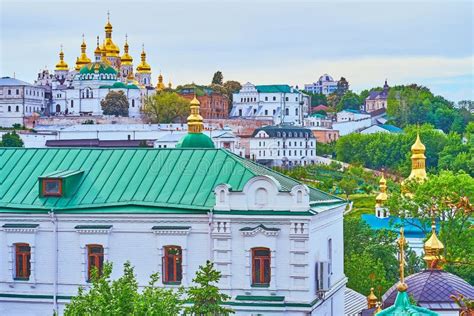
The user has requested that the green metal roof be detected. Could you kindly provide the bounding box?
[176,133,215,149]
[0,148,344,213]
[79,62,117,75]
[99,82,139,89]
[255,85,293,93]
[377,291,438,315]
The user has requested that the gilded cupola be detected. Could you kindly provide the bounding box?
[375,174,388,207]
[121,35,133,65]
[423,219,444,269]
[55,45,69,71]
[407,133,427,181]
[75,35,92,71]
[156,73,165,91]
[94,36,102,61]
[367,288,378,309]
[136,45,151,73]
[102,12,120,57]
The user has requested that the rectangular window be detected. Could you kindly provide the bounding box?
[15,243,31,280]
[42,179,62,197]
[87,244,104,281]
[163,246,182,284]
[252,248,271,286]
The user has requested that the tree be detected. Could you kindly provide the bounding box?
[101,90,129,116]
[336,77,349,96]
[387,171,474,283]
[184,260,234,315]
[336,91,361,112]
[338,177,357,197]
[212,71,223,85]
[309,93,328,106]
[0,131,23,147]
[327,92,341,109]
[143,91,190,123]
[345,252,391,296]
[65,261,184,315]
[223,80,242,107]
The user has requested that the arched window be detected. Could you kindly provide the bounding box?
[90,91,93,98]
[132,99,135,107]
[285,108,289,115]
[71,100,74,108]
[15,243,31,280]
[255,188,268,206]
[86,90,89,98]
[87,244,104,281]
[252,247,270,286]
[56,104,61,113]
[163,246,182,284]
[16,106,19,112]
[297,190,303,203]
[8,105,11,112]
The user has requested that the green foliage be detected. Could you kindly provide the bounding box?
[184,260,234,316]
[338,177,358,197]
[386,84,471,133]
[101,90,129,117]
[12,123,23,129]
[143,91,190,124]
[308,93,328,106]
[316,142,336,157]
[0,131,23,147]
[336,77,349,96]
[82,119,95,125]
[336,91,361,112]
[211,71,224,85]
[345,252,391,296]
[387,171,474,283]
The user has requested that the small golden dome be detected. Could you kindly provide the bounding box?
[367,288,378,308]
[102,12,120,58]
[55,46,69,71]
[411,133,426,153]
[423,221,445,269]
[94,36,102,56]
[121,35,133,65]
[75,35,92,71]
[156,73,165,91]
[407,132,427,181]
[187,96,204,133]
[375,174,388,206]
[136,45,151,73]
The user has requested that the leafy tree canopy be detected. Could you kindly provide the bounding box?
[101,90,129,117]
[212,71,224,85]
[0,131,23,147]
[143,91,190,124]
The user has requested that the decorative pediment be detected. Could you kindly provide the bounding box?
[152,226,191,235]
[2,223,39,234]
[240,224,280,237]
[74,225,112,234]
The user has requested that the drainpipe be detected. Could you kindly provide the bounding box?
[49,210,58,314]
[208,209,214,261]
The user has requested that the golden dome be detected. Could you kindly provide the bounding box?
[423,220,445,269]
[411,133,426,153]
[375,174,388,206]
[156,73,165,91]
[94,36,102,56]
[188,96,204,133]
[102,12,120,57]
[75,35,92,71]
[55,46,69,71]
[121,35,133,65]
[407,132,427,181]
[367,288,378,308]
[136,45,151,73]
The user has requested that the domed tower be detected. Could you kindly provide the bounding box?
[375,174,389,218]
[408,133,427,181]
[75,35,92,71]
[176,97,215,149]
[423,219,445,270]
[156,72,165,91]
[55,45,69,82]
[367,288,378,309]
[120,35,133,81]
[102,12,120,69]
[94,36,102,62]
[135,44,152,87]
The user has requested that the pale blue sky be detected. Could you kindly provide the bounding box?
[1,0,473,101]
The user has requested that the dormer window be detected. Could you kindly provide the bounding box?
[42,179,62,196]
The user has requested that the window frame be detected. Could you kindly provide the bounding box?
[15,243,31,280]
[251,247,271,287]
[87,244,104,282]
[162,245,182,284]
[42,179,63,197]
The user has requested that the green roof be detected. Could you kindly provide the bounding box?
[377,291,438,315]
[0,148,344,213]
[99,82,139,89]
[255,85,293,93]
[176,133,215,149]
[79,62,117,75]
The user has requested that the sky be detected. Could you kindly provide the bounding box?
[0,0,473,102]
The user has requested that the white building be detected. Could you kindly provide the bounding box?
[250,125,317,167]
[230,83,310,126]
[0,147,346,315]
[304,74,339,95]
[303,113,333,128]
[0,77,47,128]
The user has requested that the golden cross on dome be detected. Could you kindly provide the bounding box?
[107,10,110,22]
[397,227,408,291]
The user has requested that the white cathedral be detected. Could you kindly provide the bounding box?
[35,14,170,117]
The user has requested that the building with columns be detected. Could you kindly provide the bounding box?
[0,97,347,315]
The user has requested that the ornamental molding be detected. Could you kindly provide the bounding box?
[240,224,280,237]
[75,228,111,234]
[3,227,38,234]
[152,226,191,235]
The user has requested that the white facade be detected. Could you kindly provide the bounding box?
[250,126,317,167]
[303,114,333,128]
[304,74,339,95]
[0,77,47,128]
[230,83,309,126]
[0,155,347,315]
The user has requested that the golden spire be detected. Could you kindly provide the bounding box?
[375,174,388,207]
[94,36,102,58]
[168,79,172,89]
[408,132,427,181]
[136,44,151,73]
[156,72,165,91]
[121,34,133,65]
[75,34,92,71]
[102,11,120,57]
[423,217,445,269]
[187,96,204,133]
[55,45,69,71]
[367,288,378,309]
[396,228,408,292]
